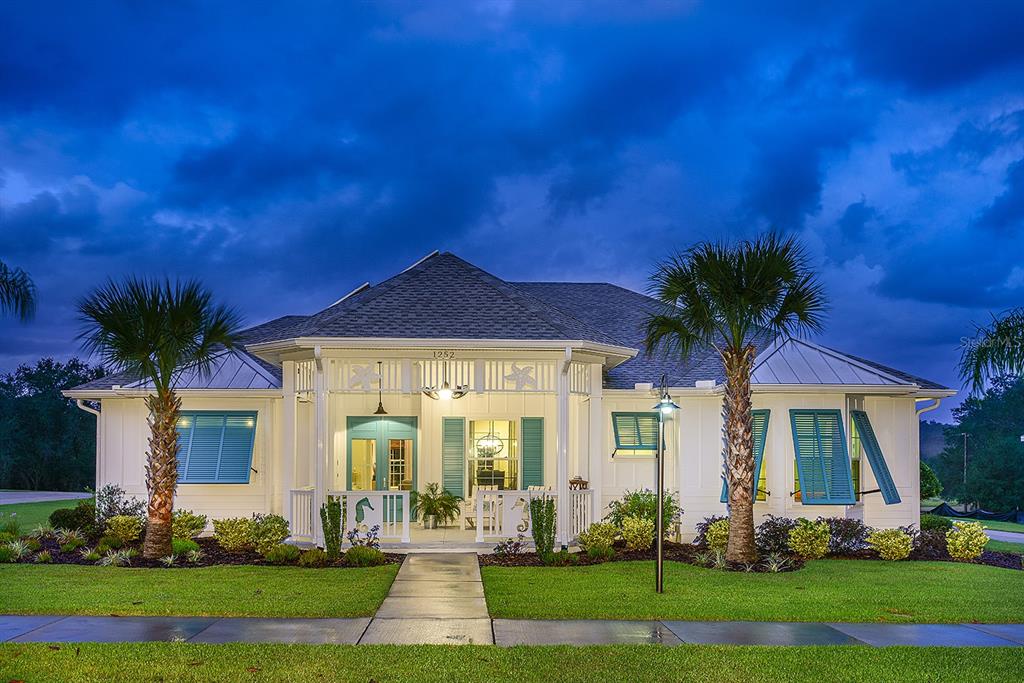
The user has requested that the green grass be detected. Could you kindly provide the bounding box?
[482,559,1024,623]
[2,644,1022,683]
[0,498,86,530]
[970,518,1024,534]
[0,564,398,617]
[988,540,1024,556]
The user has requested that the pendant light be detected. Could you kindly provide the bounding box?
[373,361,388,415]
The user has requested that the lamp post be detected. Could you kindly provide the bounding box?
[653,377,679,594]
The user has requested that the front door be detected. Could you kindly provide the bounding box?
[347,416,417,492]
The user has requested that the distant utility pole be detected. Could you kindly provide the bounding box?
[961,432,970,512]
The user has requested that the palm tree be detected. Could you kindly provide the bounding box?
[0,260,36,321]
[645,233,826,563]
[960,308,1024,394]
[78,278,242,558]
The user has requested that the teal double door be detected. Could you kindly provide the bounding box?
[347,416,417,493]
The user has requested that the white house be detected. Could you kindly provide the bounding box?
[64,251,954,547]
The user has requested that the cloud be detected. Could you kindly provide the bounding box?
[977,158,1024,233]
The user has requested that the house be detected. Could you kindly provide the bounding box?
[64,251,955,546]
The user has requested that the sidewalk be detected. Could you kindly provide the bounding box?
[3,554,1023,647]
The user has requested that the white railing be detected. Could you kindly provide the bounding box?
[289,487,315,542]
[327,490,411,543]
[474,489,593,543]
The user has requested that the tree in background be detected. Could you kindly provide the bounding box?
[935,376,1024,511]
[0,358,103,490]
[960,308,1024,393]
[0,260,36,321]
[78,278,241,558]
[645,233,826,562]
[920,461,942,500]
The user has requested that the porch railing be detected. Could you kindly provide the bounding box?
[289,489,411,544]
[474,488,593,543]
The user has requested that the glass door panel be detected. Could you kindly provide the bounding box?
[388,439,414,491]
[350,438,377,491]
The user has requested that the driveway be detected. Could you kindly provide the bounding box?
[986,529,1024,544]
[0,491,92,505]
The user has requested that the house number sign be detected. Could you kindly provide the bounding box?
[432,350,457,360]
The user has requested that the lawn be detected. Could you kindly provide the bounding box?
[988,540,1024,556]
[971,518,1024,534]
[0,497,86,529]
[2,643,1022,683]
[0,564,398,617]
[482,559,1024,623]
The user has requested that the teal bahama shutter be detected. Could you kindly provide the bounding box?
[612,412,659,452]
[175,411,257,484]
[790,409,855,505]
[521,417,544,488]
[850,410,901,505]
[721,409,771,503]
[441,417,465,498]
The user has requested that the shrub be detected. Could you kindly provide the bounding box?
[0,512,19,536]
[0,546,17,563]
[586,543,615,562]
[83,550,101,562]
[171,538,200,555]
[914,529,948,559]
[946,521,988,562]
[755,515,797,555]
[345,545,386,567]
[59,539,85,553]
[159,555,177,567]
[251,514,290,555]
[105,515,143,543]
[95,484,145,526]
[787,519,829,559]
[320,496,343,561]
[264,543,301,565]
[920,514,953,532]
[920,461,942,499]
[529,497,557,557]
[28,523,55,540]
[867,528,912,561]
[213,517,255,552]
[821,517,869,554]
[97,534,123,551]
[604,489,681,534]
[299,548,330,568]
[25,538,41,551]
[346,525,381,550]
[694,515,728,547]
[49,501,97,535]
[5,539,29,559]
[186,548,204,565]
[760,553,791,573]
[705,519,730,553]
[541,549,578,566]
[172,509,208,539]
[621,515,655,551]
[34,550,53,564]
[493,535,525,557]
[0,531,15,544]
[98,549,133,567]
[577,523,618,551]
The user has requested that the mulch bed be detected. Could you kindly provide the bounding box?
[11,536,404,569]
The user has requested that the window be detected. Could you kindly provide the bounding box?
[467,420,518,497]
[721,409,770,503]
[790,409,855,505]
[847,397,863,498]
[176,411,257,484]
[612,412,659,456]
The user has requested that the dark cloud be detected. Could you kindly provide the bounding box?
[838,199,877,241]
[978,158,1024,234]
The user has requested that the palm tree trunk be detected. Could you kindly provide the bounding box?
[724,344,757,563]
[142,391,180,559]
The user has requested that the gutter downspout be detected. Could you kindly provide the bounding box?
[915,398,943,416]
[75,400,102,492]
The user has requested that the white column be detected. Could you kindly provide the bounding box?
[313,357,327,545]
[587,363,604,523]
[281,360,297,527]
[556,349,571,547]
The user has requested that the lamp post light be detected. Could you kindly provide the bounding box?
[653,377,679,594]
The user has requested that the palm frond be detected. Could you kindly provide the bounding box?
[0,261,37,321]
[959,308,1024,394]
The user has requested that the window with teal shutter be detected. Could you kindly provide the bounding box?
[721,409,770,503]
[521,417,544,488]
[175,411,257,484]
[612,412,659,455]
[441,417,465,498]
[850,410,901,505]
[790,409,855,505]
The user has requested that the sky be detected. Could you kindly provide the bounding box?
[2,1,1023,422]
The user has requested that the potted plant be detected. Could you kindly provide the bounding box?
[410,482,462,529]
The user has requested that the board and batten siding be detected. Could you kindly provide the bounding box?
[97,397,279,525]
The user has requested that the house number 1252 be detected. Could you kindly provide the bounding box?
[432,350,456,360]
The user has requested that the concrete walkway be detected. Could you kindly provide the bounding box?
[987,529,1024,544]
[0,491,91,505]
[2,614,1023,646]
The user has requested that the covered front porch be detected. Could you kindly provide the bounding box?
[274,348,613,548]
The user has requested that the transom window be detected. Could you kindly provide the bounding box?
[467,420,518,496]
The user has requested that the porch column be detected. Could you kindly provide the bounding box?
[587,363,604,522]
[313,351,327,545]
[281,360,296,526]
[556,348,571,547]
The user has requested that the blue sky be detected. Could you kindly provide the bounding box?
[2,1,1023,421]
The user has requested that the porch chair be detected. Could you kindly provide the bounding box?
[461,485,498,531]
